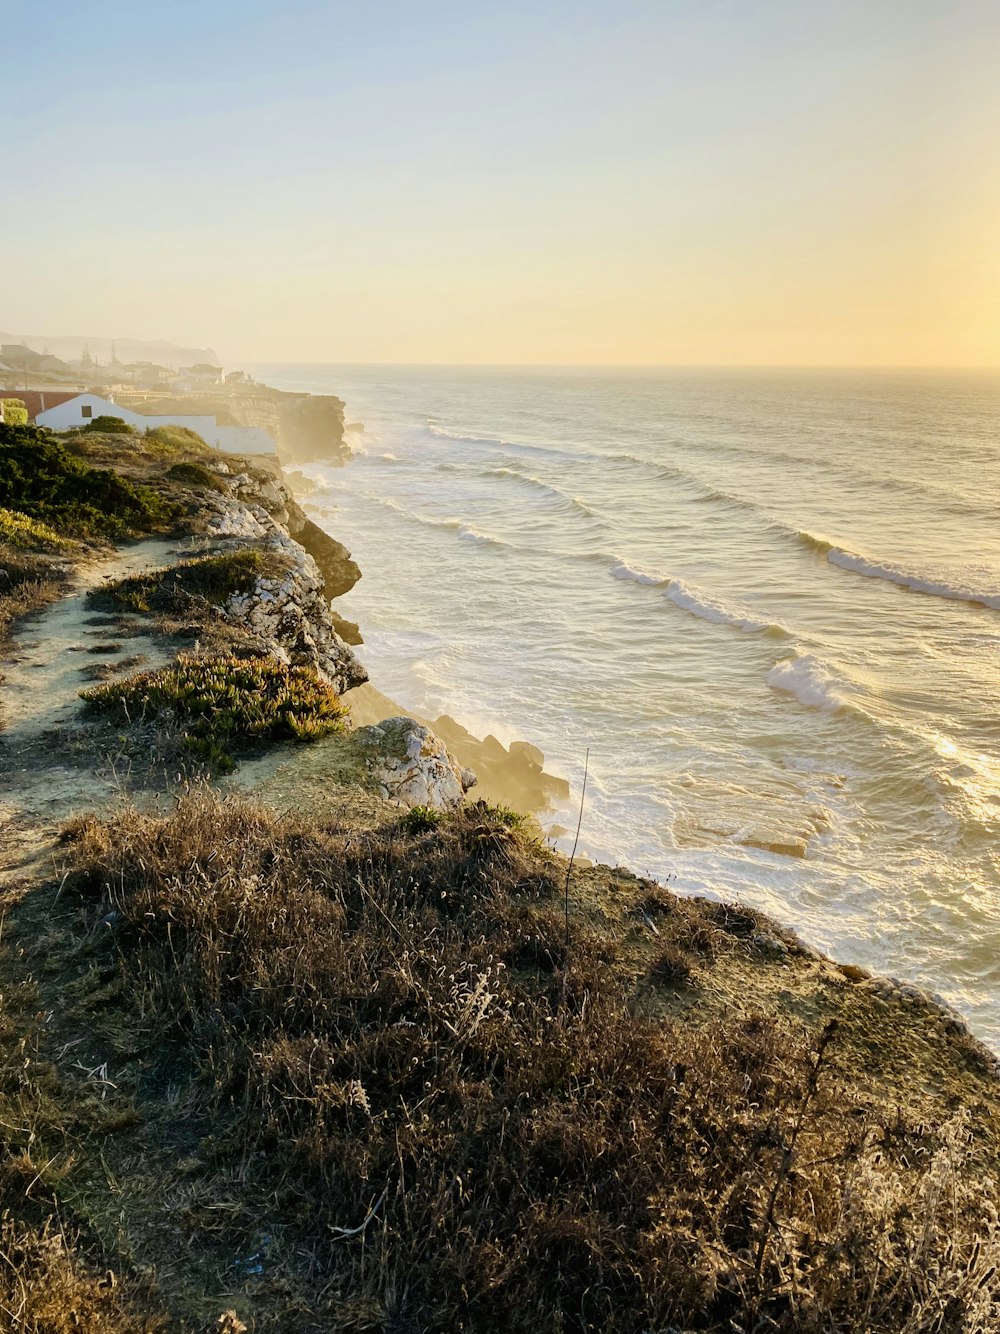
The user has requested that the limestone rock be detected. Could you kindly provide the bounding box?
[225,532,367,695]
[355,717,477,809]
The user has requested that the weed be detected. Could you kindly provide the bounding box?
[401,804,446,834]
[649,943,695,986]
[165,461,226,492]
[90,547,287,615]
[60,790,1000,1333]
[80,653,348,768]
[0,425,179,539]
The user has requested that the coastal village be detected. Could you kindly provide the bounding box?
[0,335,347,468]
[0,350,998,1330]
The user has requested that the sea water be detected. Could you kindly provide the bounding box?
[250,364,1000,1046]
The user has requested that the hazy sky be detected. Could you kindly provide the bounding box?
[3,1,998,365]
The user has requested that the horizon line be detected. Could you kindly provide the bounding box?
[241,359,1000,371]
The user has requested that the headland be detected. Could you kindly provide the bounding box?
[0,403,997,1331]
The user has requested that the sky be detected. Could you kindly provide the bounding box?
[2,0,998,366]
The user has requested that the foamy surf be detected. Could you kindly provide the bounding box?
[610,558,667,585]
[767,654,849,712]
[611,562,783,634]
[826,548,1000,611]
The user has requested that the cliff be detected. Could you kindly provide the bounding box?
[131,384,353,467]
[0,421,998,1332]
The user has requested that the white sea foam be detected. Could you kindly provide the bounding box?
[610,558,667,585]
[664,578,777,634]
[611,562,781,633]
[767,654,848,712]
[457,524,498,546]
[826,548,1000,611]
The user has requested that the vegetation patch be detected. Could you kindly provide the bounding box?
[0,425,180,539]
[0,542,66,651]
[400,803,446,834]
[81,653,348,769]
[143,424,210,453]
[0,507,74,552]
[81,415,134,434]
[165,460,226,492]
[55,790,1000,1333]
[91,546,287,615]
[1,398,28,426]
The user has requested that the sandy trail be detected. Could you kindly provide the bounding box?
[1,538,178,737]
[0,538,182,878]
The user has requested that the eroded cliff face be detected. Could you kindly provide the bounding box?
[274,393,352,466]
[133,386,353,467]
[197,464,367,693]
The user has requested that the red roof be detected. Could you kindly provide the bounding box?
[0,390,82,421]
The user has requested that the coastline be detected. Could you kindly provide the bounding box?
[0,412,998,1327]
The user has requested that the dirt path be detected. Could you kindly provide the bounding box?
[0,538,182,883]
[0,538,177,736]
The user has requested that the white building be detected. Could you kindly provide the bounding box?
[35,393,276,457]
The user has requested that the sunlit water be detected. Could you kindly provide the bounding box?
[251,364,1000,1047]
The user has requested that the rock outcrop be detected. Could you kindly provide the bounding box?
[355,717,477,809]
[226,531,368,695]
[196,474,367,695]
[275,394,351,466]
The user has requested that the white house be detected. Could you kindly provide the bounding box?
[35,393,276,457]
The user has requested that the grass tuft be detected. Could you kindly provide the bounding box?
[57,789,1000,1333]
[90,547,286,615]
[80,653,348,769]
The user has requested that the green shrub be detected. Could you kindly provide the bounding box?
[144,424,210,453]
[81,653,348,768]
[0,507,74,551]
[1,399,28,427]
[0,425,180,539]
[92,546,286,614]
[81,415,134,434]
[402,804,446,834]
[165,461,226,492]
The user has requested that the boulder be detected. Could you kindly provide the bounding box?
[355,717,477,809]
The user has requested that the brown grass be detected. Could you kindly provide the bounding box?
[0,1214,162,1333]
[56,790,1000,1332]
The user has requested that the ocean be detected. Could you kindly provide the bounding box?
[250,364,1000,1047]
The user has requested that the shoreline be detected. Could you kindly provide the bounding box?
[1,412,998,1328]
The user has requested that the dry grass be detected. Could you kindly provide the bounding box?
[0,542,65,661]
[55,790,1000,1333]
[0,1214,162,1334]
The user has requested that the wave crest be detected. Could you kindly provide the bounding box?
[610,561,785,634]
[826,548,1000,611]
[611,558,667,585]
[767,654,847,712]
[664,578,779,634]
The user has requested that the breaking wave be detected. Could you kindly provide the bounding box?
[610,562,785,634]
[826,549,1000,611]
[664,578,783,635]
[795,530,1000,610]
[610,558,667,585]
[767,654,849,712]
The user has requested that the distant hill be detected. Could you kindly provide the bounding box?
[0,332,221,369]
